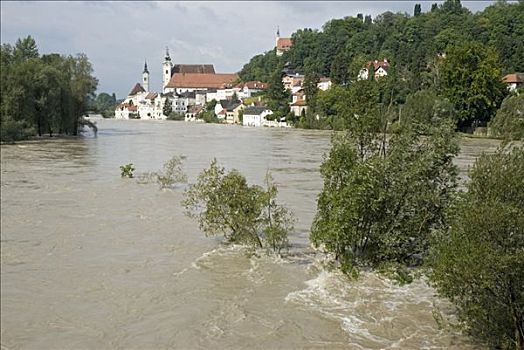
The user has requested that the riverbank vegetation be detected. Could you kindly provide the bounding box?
[311,106,522,348]
[240,0,523,136]
[311,107,459,276]
[489,94,524,141]
[430,147,524,349]
[1,36,98,142]
[183,160,294,254]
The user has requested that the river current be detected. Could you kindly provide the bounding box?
[1,119,498,349]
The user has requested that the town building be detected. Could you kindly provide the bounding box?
[243,106,274,127]
[164,73,239,94]
[317,77,332,91]
[502,74,522,92]
[115,47,238,120]
[358,59,390,80]
[275,27,293,56]
[290,89,308,117]
[282,72,304,92]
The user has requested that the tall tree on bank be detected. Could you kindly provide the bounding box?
[438,41,507,130]
[1,36,98,141]
[266,68,290,120]
[414,3,422,16]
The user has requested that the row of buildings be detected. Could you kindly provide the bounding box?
[115,30,297,126]
[114,27,522,127]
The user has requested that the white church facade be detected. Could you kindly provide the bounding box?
[115,48,232,120]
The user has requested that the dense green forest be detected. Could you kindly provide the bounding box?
[240,0,523,132]
[1,36,98,142]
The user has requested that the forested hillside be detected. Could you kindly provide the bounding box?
[241,0,523,83]
[239,0,523,132]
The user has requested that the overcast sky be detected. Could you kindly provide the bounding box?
[1,1,495,98]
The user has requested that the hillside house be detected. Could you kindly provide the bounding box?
[317,77,332,91]
[282,72,304,92]
[502,74,522,92]
[358,59,390,80]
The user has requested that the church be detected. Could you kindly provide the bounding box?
[115,48,239,120]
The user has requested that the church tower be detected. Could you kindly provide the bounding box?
[142,60,150,92]
[275,26,280,48]
[162,47,173,90]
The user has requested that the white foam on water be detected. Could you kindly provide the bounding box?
[284,269,468,348]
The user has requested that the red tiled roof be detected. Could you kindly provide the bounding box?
[187,105,203,114]
[236,81,268,90]
[277,38,293,50]
[290,100,307,107]
[503,74,522,84]
[173,64,215,74]
[165,73,239,89]
[367,59,390,71]
[129,83,145,96]
[116,102,138,112]
[145,92,158,100]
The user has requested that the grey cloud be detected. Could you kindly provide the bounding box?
[1,1,495,98]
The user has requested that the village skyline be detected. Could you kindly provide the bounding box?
[1,1,497,98]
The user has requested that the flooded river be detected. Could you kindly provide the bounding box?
[1,119,498,349]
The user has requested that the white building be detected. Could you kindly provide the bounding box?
[317,77,332,91]
[358,59,390,81]
[243,106,273,127]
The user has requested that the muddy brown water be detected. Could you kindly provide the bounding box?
[1,119,498,349]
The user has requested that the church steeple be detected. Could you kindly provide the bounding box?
[276,26,280,38]
[142,59,150,92]
[162,46,173,91]
[164,46,171,62]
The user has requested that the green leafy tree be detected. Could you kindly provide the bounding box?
[311,121,458,275]
[1,37,98,141]
[330,52,350,86]
[261,173,295,254]
[430,147,524,349]
[438,42,507,129]
[163,98,172,116]
[400,89,455,132]
[183,160,294,253]
[266,68,291,119]
[414,4,422,16]
[489,94,524,140]
[13,35,39,63]
[139,155,187,189]
[303,73,320,111]
[167,111,185,121]
[94,92,116,112]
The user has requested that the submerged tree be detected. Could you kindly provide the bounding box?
[430,147,524,350]
[183,160,294,253]
[311,120,459,275]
